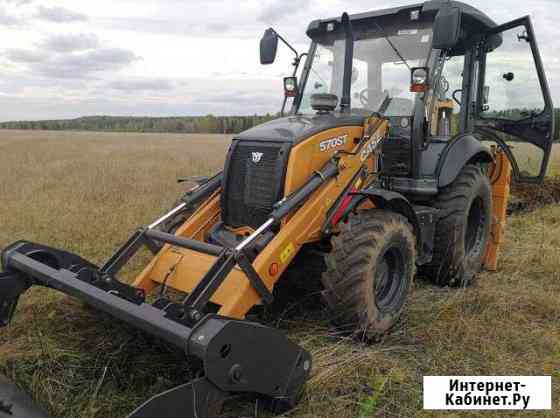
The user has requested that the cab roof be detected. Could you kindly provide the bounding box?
[307,0,499,54]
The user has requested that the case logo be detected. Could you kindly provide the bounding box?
[319,134,347,152]
[251,152,264,163]
[360,134,384,161]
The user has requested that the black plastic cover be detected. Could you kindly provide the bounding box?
[234,113,364,145]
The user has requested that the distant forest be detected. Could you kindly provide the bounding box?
[0,110,559,138]
[0,115,277,134]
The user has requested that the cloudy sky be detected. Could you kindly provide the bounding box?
[0,0,558,121]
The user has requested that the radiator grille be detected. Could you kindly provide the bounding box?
[222,141,287,229]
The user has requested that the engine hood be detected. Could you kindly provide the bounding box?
[235,113,364,144]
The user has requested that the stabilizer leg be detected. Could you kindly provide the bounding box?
[485,148,513,271]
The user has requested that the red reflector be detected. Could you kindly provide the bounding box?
[269,263,279,276]
[410,84,428,93]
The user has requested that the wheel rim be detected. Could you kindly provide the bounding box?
[465,197,486,257]
[375,247,406,313]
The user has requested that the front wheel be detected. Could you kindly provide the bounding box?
[321,210,416,341]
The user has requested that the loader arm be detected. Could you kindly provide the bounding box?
[133,118,388,319]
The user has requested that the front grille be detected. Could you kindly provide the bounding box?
[222,141,289,229]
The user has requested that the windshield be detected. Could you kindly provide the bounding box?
[298,20,435,117]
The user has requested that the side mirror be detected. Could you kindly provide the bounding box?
[432,6,462,50]
[260,28,278,65]
[410,67,429,93]
[284,76,298,98]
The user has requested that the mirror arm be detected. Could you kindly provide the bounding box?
[291,53,307,76]
[270,29,300,61]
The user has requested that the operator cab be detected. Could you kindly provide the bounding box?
[261,0,555,195]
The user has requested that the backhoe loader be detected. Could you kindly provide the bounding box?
[0,1,554,417]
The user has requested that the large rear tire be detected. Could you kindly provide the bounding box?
[321,210,416,341]
[424,164,492,287]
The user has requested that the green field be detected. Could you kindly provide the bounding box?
[0,130,559,418]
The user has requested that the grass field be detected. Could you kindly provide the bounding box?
[0,129,559,418]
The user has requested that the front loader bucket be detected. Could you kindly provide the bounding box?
[0,241,311,418]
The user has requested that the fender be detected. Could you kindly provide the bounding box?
[352,187,420,236]
[343,187,438,265]
[435,134,494,188]
[350,188,421,246]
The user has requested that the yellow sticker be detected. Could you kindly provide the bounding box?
[354,178,363,189]
[280,243,296,264]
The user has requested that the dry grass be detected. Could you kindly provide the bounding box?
[0,130,559,418]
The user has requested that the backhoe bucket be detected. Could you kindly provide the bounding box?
[0,241,311,418]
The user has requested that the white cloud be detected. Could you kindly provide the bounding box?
[0,0,557,120]
[41,33,99,52]
[3,0,34,6]
[30,48,140,79]
[36,5,87,23]
[5,47,46,62]
[108,77,175,92]
[0,5,20,25]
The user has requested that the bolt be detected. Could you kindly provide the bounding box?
[190,310,202,322]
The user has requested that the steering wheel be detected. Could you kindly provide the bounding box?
[359,88,388,110]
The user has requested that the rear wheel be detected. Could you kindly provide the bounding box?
[321,210,416,341]
[424,164,492,287]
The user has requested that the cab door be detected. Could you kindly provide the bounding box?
[475,16,555,183]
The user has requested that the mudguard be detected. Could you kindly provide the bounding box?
[435,134,494,188]
[353,188,420,235]
[347,187,438,265]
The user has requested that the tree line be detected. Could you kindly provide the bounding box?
[0,110,559,139]
[0,115,277,134]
